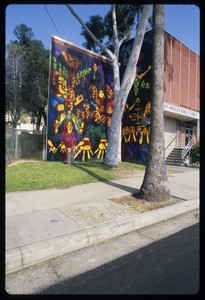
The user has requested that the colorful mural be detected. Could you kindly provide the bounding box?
[46,37,114,162]
[119,31,153,164]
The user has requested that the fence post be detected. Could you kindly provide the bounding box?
[42,125,46,161]
[14,130,18,159]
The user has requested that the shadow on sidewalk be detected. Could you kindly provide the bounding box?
[74,164,140,194]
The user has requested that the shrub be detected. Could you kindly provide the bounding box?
[190,141,200,164]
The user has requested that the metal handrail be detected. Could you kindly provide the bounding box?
[182,137,194,159]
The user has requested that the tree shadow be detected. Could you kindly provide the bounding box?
[74,163,140,195]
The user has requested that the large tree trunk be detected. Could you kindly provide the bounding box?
[104,101,123,166]
[139,5,171,202]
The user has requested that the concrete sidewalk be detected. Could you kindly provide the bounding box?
[5,165,199,275]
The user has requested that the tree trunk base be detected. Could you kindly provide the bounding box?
[138,184,171,202]
[102,161,118,169]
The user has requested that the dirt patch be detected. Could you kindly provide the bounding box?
[109,195,183,214]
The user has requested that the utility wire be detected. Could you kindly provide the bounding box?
[43,5,63,39]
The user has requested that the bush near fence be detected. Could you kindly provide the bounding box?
[190,141,200,165]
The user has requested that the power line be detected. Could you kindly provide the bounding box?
[43,5,63,39]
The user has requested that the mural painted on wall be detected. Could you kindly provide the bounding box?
[119,31,153,164]
[46,36,114,162]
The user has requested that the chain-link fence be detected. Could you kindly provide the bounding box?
[6,127,46,165]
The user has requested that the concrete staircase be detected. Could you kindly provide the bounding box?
[166,148,184,166]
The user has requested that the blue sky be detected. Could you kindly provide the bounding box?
[5,4,200,55]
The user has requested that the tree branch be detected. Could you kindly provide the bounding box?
[65,4,114,60]
[118,34,130,47]
[120,5,151,107]
[112,5,118,46]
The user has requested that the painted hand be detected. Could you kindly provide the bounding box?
[94,138,108,160]
[74,138,94,161]
[58,142,67,153]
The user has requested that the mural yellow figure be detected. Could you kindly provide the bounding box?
[127,126,137,142]
[74,110,108,160]
[47,119,62,160]
[94,138,108,160]
[139,126,150,145]
[47,37,114,162]
[74,138,94,161]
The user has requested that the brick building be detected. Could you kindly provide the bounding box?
[163,31,200,157]
[119,30,200,164]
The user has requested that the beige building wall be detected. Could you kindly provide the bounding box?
[164,117,177,157]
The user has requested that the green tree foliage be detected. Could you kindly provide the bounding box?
[81,15,106,54]
[21,39,50,129]
[6,42,27,127]
[13,23,34,44]
[6,24,49,129]
[81,5,152,55]
[104,5,142,40]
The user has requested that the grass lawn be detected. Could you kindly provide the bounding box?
[6,161,145,192]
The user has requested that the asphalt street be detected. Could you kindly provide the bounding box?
[40,223,199,295]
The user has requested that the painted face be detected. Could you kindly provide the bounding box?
[67,88,74,99]
[93,63,98,72]
[146,102,151,110]
[83,102,90,111]
[104,84,110,93]
[107,118,111,126]
[100,115,106,123]
[90,86,96,97]
[80,111,85,119]
[81,76,86,84]
[70,75,76,85]
[142,127,148,134]
[64,121,73,132]
[99,90,105,99]
[55,76,67,96]
[125,126,130,134]
[106,105,113,114]
[75,109,81,116]
[66,101,73,111]
[92,111,100,121]
[53,120,59,128]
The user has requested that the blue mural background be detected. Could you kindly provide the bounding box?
[119,31,153,164]
[46,37,114,162]
[47,32,153,164]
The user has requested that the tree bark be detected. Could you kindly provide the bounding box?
[139,5,171,202]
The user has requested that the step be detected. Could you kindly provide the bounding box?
[169,151,183,155]
[166,157,183,161]
[166,156,183,161]
[166,162,183,166]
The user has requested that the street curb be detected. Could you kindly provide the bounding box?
[6,198,199,275]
